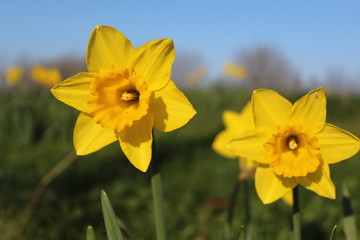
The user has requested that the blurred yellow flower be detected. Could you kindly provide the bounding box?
[51,25,196,172]
[212,102,254,160]
[6,66,23,86]
[229,88,360,204]
[224,62,246,80]
[31,66,62,87]
[186,66,207,86]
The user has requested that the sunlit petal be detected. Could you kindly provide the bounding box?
[296,161,335,199]
[255,166,296,204]
[318,123,360,164]
[228,130,270,164]
[87,25,135,72]
[150,80,196,132]
[252,89,292,130]
[118,114,154,172]
[51,72,94,113]
[74,113,118,155]
[131,38,175,91]
[290,88,326,133]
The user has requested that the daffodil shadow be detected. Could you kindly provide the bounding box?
[118,96,167,148]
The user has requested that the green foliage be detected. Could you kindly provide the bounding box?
[101,190,125,240]
[0,87,359,239]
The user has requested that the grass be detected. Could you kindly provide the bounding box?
[0,85,359,239]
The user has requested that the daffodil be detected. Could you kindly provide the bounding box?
[229,88,360,204]
[31,66,62,87]
[224,62,246,81]
[51,25,196,172]
[6,66,23,86]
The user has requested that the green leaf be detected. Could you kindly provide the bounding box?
[101,190,125,240]
[237,225,246,240]
[329,225,337,240]
[86,226,96,240]
[342,185,358,240]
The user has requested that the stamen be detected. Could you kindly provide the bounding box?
[121,89,140,101]
[287,135,298,150]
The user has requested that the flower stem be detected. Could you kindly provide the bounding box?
[292,186,301,240]
[227,178,240,226]
[149,134,167,240]
[243,179,251,240]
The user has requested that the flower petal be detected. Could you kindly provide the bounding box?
[296,161,335,199]
[87,25,135,72]
[150,80,196,132]
[318,123,360,164]
[131,38,175,91]
[74,113,118,155]
[118,113,154,172]
[252,89,292,130]
[212,130,237,158]
[228,130,270,164]
[290,88,326,132]
[255,165,296,204]
[51,72,94,113]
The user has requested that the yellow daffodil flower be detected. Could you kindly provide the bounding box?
[6,66,23,86]
[51,25,196,172]
[229,88,360,204]
[31,66,62,87]
[224,62,247,81]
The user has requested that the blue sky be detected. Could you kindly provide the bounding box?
[1,1,360,82]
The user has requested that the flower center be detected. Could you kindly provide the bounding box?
[87,66,151,132]
[121,89,140,102]
[264,125,321,178]
[287,135,298,150]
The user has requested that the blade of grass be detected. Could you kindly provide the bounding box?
[101,190,124,240]
[237,225,246,240]
[86,226,96,240]
[14,150,77,239]
[329,225,337,240]
[342,185,357,240]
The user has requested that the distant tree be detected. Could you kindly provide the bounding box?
[237,45,302,91]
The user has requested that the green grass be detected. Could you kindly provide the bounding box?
[0,86,359,240]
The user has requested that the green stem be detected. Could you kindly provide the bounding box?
[149,134,167,240]
[227,178,240,226]
[243,179,251,240]
[292,186,301,240]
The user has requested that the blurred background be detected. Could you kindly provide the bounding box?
[1,1,360,240]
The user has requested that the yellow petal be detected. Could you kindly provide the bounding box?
[252,89,292,130]
[131,38,175,91]
[118,114,154,172]
[74,113,118,155]
[255,165,296,204]
[87,25,135,72]
[212,130,237,158]
[296,161,335,199]
[318,123,360,164]
[290,88,326,133]
[150,80,196,132]
[281,191,293,206]
[51,72,94,113]
[228,130,270,164]
[223,103,254,132]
